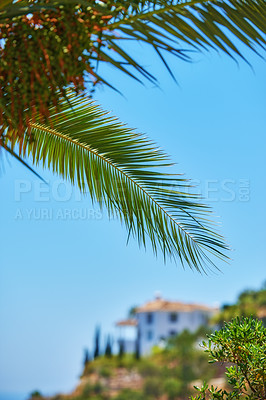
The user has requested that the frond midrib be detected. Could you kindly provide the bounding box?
[29,121,199,246]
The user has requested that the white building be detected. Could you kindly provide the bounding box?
[116,294,217,355]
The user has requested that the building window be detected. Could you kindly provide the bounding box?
[146,312,153,324]
[169,330,177,337]
[169,312,178,322]
[147,330,153,341]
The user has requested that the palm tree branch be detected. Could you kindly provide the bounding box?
[110,0,204,28]
[2,142,46,182]
[29,122,204,247]
[97,0,266,81]
[1,0,265,91]
[7,95,229,271]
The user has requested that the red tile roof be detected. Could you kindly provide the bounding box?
[116,318,138,327]
[135,298,217,313]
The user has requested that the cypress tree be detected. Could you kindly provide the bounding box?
[83,348,90,367]
[118,339,125,359]
[135,327,141,360]
[105,335,112,358]
[93,326,101,359]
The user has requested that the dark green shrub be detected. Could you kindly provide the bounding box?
[137,360,160,377]
[191,317,266,400]
[163,378,182,400]
[81,382,104,397]
[114,389,146,400]
[143,377,163,398]
[99,366,112,378]
[82,383,94,397]
[93,382,104,395]
[28,392,43,400]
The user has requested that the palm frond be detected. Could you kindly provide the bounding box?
[2,142,46,182]
[0,1,56,19]
[99,0,266,83]
[8,94,229,271]
[1,1,265,87]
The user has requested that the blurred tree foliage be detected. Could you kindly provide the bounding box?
[51,326,218,400]
[212,284,266,326]
[0,0,135,132]
[28,391,43,400]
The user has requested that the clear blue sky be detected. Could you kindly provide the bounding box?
[0,41,265,399]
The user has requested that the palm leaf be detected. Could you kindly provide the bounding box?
[8,94,229,271]
[1,142,46,182]
[1,1,265,86]
[99,0,266,83]
[0,1,56,19]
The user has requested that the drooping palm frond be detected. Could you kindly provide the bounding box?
[1,141,46,182]
[99,0,266,84]
[8,94,229,271]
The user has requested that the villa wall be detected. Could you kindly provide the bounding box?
[136,310,210,355]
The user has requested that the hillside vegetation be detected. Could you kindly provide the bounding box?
[30,285,266,400]
[44,327,222,400]
[213,284,266,326]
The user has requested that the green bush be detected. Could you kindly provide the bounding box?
[82,383,94,397]
[191,317,266,400]
[93,382,104,395]
[83,362,96,376]
[115,354,136,370]
[213,286,266,326]
[28,392,43,400]
[99,366,112,378]
[81,382,104,398]
[143,377,163,398]
[163,378,183,400]
[137,360,160,377]
[114,389,146,400]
